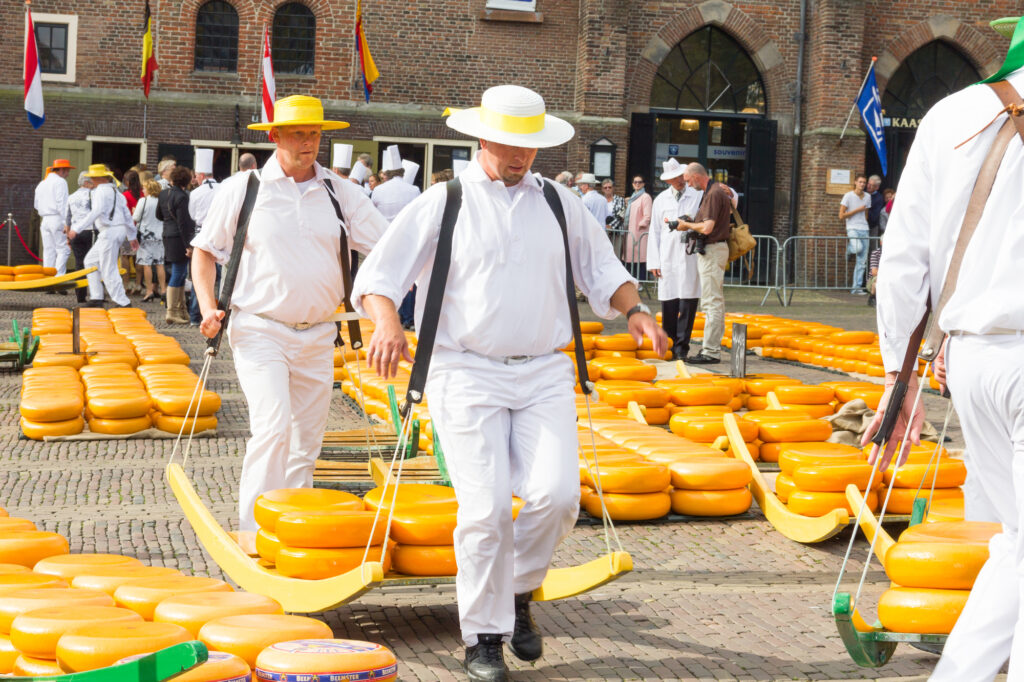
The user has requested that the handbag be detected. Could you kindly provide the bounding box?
[727,206,756,265]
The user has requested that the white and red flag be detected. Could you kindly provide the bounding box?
[24,5,44,129]
[260,26,275,123]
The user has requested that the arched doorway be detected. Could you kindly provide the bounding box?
[629,25,776,235]
[872,40,980,186]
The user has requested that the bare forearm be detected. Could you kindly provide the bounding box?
[679,220,715,235]
[191,248,219,315]
[361,294,401,327]
[609,281,641,316]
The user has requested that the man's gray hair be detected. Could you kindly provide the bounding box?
[868,174,882,184]
[157,159,176,176]
[685,162,708,178]
[554,171,573,186]
[77,171,90,187]
[238,153,258,171]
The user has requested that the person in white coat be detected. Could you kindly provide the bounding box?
[354,84,666,682]
[69,164,138,307]
[646,158,702,360]
[193,95,388,533]
[371,145,421,222]
[188,149,221,325]
[864,16,1024,681]
[34,159,74,276]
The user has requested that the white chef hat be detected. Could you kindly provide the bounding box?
[382,145,402,172]
[350,161,370,183]
[332,143,353,169]
[194,148,214,175]
[402,160,420,185]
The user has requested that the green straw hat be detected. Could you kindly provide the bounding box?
[991,17,1019,40]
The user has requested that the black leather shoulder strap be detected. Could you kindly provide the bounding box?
[541,179,592,394]
[207,171,260,354]
[322,177,362,349]
[404,178,462,409]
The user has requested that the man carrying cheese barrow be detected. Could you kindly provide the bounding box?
[192,95,388,532]
[864,16,1024,682]
[353,85,666,682]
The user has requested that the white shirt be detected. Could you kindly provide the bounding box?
[582,189,609,225]
[841,190,871,231]
[877,67,1024,371]
[192,154,388,326]
[352,160,634,357]
[646,187,701,301]
[67,187,92,231]
[371,177,421,222]
[34,172,69,222]
[188,178,220,230]
[132,195,162,240]
[71,183,136,239]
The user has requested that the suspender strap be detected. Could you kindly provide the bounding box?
[322,179,362,349]
[108,186,117,221]
[207,171,260,354]
[921,81,1024,359]
[404,178,462,410]
[541,180,593,394]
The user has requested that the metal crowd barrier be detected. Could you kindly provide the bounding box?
[780,234,881,306]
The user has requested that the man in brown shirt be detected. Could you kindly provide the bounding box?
[674,162,732,364]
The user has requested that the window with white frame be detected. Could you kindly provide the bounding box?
[485,0,537,11]
[33,13,78,83]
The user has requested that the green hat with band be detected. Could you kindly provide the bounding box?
[984,17,1024,83]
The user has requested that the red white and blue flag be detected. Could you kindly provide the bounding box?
[24,6,45,129]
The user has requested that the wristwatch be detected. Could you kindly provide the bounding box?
[626,302,651,320]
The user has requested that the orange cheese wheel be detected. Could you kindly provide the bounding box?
[834,387,884,409]
[581,463,670,494]
[363,484,457,512]
[389,510,457,546]
[676,417,757,443]
[199,614,333,667]
[0,574,68,595]
[20,416,85,440]
[882,487,963,515]
[884,542,988,590]
[743,378,802,396]
[778,402,834,418]
[670,488,751,516]
[0,564,30,575]
[583,491,670,521]
[792,463,877,493]
[255,529,281,564]
[668,457,751,490]
[593,334,638,351]
[830,331,876,345]
[113,576,233,620]
[86,414,152,434]
[0,518,35,533]
[788,490,878,517]
[641,406,671,425]
[10,606,142,660]
[883,460,967,489]
[0,588,114,634]
[12,265,43,275]
[0,530,69,567]
[117,651,251,682]
[925,498,965,524]
[669,385,733,406]
[56,621,192,672]
[759,442,787,463]
[33,554,142,579]
[275,545,391,579]
[0,633,16,674]
[153,591,283,637]
[70,565,181,595]
[778,443,865,475]
[899,521,1002,545]
[392,544,457,576]
[14,654,64,676]
[597,385,670,408]
[600,362,657,382]
[19,393,84,422]
[255,640,397,682]
[85,394,152,420]
[757,419,832,443]
[254,489,365,533]
[276,510,386,549]
[775,473,796,503]
[877,587,969,634]
[773,385,835,404]
[741,410,812,423]
[151,391,222,417]
[153,412,217,434]
[580,321,604,334]
[14,273,45,281]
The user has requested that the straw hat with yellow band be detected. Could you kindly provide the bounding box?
[82,164,115,179]
[444,85,574,148]
[248,95,349,131]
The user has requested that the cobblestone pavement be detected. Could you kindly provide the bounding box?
[0,289,962,681]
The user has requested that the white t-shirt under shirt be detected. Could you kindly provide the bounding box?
[841,190,871,231]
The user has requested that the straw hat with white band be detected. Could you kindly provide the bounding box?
[248,95,349,131]
[445,85,574,148]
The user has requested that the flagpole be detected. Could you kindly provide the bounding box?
[838,56,878,144]
[253,23,265,123]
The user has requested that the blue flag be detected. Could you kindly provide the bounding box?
[857,64,887,175]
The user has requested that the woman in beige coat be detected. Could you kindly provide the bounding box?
[623,175,653,281]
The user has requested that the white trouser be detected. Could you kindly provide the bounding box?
[228,311,336,532]
[426,349,580,646]
[697,241,729,357]
[931,334,1024,681]
[83,225,129,306]
[40,215,69,275]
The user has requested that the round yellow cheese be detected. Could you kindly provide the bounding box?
[153,591,283,637]
[199,614,333,667]
[113,576,233,620]
[33,553,142,579]
[56,620,192,672]
[10,605,142,660]
[0,588,114,634]
[70,565,181,595]
[255,639,397,681]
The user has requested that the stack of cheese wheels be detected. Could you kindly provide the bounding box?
[333,345,360,382]
[154,591,283,636]
[199,614,332,667]
[71,565,182,595]
[0,587,116,634]
[20,366,85,439]
[592,333,638,359]
[10,264,53,281]
[118,650,251,682]
[365,484,462,576]
[660,376,739,413]
[878,521,1001,634]
[138,364,220,434]
[113,575,233,620]
[10,605,142,663]
[776,442,880,515]
[668,412,759,458]
[925,498,964,523]
[635,336,672,361]
[880,454,965,515]
[31,308,73,336]
[830,381,886,411]
[0,529,69,566]
[743,409,829,464]
[585,420,725,465]
[256,639,398,681]
[742,376,802,411]
[560,331,597,362]
[80,330,139,368]
[255,489,376,578]
[80,363,153,435]
[581,457,671,521]
[31,333,88,370]
[124,331,192,366]
[773,384,837,419]
[56,620,192,672]
[0,265,12,283]
[594,380,671,423]
[668,456,752,516]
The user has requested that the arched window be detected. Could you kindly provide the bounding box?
[194,0,239,72]
[650,26,766,114]
[882,41,980,118]
[272,3,316,75]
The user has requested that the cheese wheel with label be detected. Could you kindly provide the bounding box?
[56,620,192,672]
[668,458,752,491]
[153,591,283,637]
[70,565,181,595]
[10,605,142,660]
[254,489,365,533]
[199,614,333,667]
[117,650,251,682]
[392,544,457,576]
[877,587,969,634]
[0,588,114,634]
[670,488,752,516]
[33,553,142,579]
[255,639,397,682]
[113,576,233,620]
[0,530,69,567]
[275,510,386,549]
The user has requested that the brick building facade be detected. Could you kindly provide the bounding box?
[0,0,1017,265]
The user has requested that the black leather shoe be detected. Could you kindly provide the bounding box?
[508,592,542,661]
[687,352,720,365]
[464,634,508,682]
